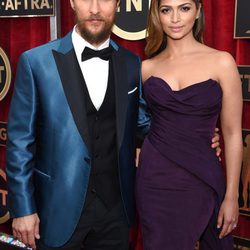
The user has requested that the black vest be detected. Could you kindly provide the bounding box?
[82,61,121,209]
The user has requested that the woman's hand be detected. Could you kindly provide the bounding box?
[217,197,239,239]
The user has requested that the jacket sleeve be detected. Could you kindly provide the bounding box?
[6,52,37,218]
[136,57,151,140]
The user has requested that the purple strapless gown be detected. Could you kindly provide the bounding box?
[136,76,234,250]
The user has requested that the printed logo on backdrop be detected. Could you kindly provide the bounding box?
[0,169,10,224]
[233,69,250,248]
[238,66,250,101]
[112,0,150,40]
[0,47,11,101]
[240,129,250,217]
[0,0,55,17]
[234,0,250,38]
[233,236,250,249]
[0,122,7,147]
[233,129,250,247]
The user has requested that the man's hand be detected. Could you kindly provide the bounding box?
[211,128,221,160]
[12,213,40,250]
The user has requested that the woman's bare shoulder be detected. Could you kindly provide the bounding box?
[203,48,239,87]
[199,46,237,73]
[207,49,237,75]
[142,57,157,69]
[202,45,235,64]
[142,58,158,82]
[215,50,236,68]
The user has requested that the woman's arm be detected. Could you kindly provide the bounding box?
[216,52,243,239]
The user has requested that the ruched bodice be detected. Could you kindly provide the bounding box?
[144,76,222,138]
[144,76,225,201]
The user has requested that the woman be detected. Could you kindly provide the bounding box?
[135,0,242,249]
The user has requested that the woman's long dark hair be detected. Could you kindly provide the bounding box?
[145,0,205,58]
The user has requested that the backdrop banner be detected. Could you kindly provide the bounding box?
[0,0,55,17]
[0,0,250,249]
[241,129,250,217]
[112,0,150,40]
[239,66,250,101]
[0,48,11,102]
[0,169,10,225]
[234,0,250,39]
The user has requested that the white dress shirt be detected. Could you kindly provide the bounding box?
[72,27,110,111]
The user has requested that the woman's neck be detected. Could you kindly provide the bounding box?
[164,35,201,58]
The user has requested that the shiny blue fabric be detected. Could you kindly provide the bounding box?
[6,31,150,247]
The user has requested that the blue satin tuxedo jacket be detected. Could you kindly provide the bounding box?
[6,31,150,247]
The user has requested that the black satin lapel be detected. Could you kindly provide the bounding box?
[112,51,128,149]
[53,49,91,151]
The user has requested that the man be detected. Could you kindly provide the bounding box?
[6,0,220,249]
[7,0,149,249]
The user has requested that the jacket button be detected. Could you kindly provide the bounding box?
[91,188,96,193]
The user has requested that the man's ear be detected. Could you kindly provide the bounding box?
[117,0,121,9]
[70,0,75,10]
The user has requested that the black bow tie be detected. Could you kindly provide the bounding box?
[81,46,113,61]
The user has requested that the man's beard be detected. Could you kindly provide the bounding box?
[76,14,115,45]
